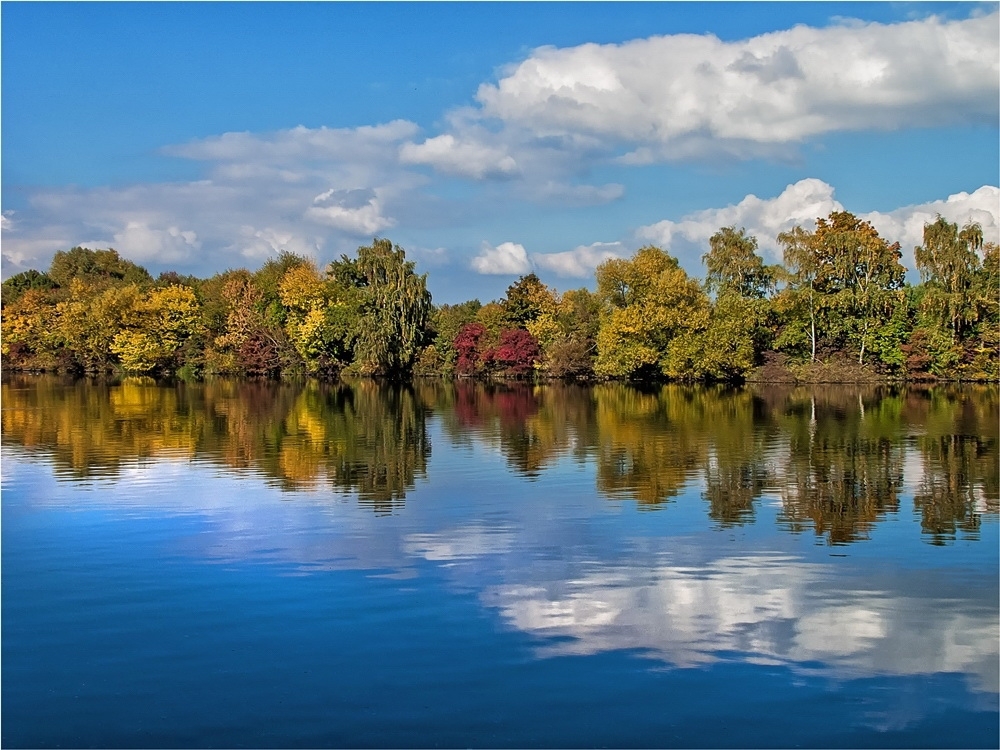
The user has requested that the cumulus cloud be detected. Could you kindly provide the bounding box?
[638,178,844,260]
[471,241,532,275]
[111,222,201,263]
[400,133,519,179]
[3,10,997,284]
[471,238,627,279]
[475,12,998,160]
[232,226,323,262]
[637,179,1000,269]
[2,243,68,277]
[862,185,1000,266]
[533,242,627,278]
[305,188,396,235]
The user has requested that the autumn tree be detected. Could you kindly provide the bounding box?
[1,288,63,369]
[502,273,557,327]
[543,287,601,378]
[278,262,355,375]
[424,300,482,375]
[55,280,143,372]
[454,322,488,376]
[486,328,541,377]
[110,285,205,373]
[594,246,711,379]
[211,273,299,377]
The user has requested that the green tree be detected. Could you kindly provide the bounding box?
[813,212,906,365]
[502,273,557,328]
[968,242,1000,380]
[427,300,482,375]
[915,217,983,340]
[702,226,774,372]
[328,238,432,378]
[48,246,152,288]
[1,269,58,306]
[703,226,774,298]
[777,225,822,362]
[777,213,906,367]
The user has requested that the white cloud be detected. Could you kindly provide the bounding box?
[165,120,421,164]
[638,178,844,260]
[0,215,77,278]
[305,188,396,235]
[111,221,201,263]
[861,185,1000,267]
[400,133,519,179]
[533,241,627,278]
[636,180,1000,268]
[1,123,423,277]
[232,226,323,262]
[475,12,998,160]
[471,241,532,275]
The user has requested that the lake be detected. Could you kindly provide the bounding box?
[2,375,997,748]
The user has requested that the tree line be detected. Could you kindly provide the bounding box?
[2,211,997,382]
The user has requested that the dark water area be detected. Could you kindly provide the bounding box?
[2,376,998,748]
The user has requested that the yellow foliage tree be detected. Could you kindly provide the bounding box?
[57,280,142,372]
[1,289,61,366]
[110,285,203,373]
[595,246,710,379]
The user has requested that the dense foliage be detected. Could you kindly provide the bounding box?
[2,212,997,382]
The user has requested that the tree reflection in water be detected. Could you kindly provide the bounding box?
[0,375,429,514]
[1,375,996,540]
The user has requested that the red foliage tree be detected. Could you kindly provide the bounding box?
[453,322,487,376]
[489,328,540,377]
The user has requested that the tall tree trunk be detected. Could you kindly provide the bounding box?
[810,309,816,362]
[809,284,816,363]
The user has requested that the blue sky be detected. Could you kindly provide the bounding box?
[3,2,998,303]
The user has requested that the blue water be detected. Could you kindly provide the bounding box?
[2,379,998,748]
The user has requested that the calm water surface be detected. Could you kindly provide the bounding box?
[2,376,998,748]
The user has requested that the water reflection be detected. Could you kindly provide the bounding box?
[1,376,429,513]
[484,552,999,695]
[2,376,997,541]
[4,375,998,736]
